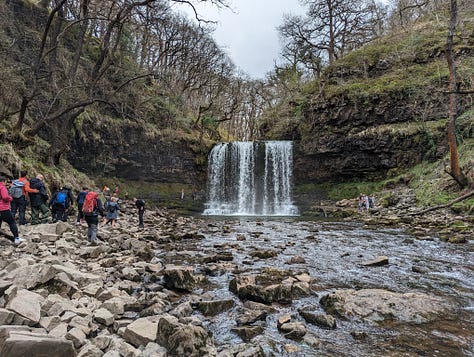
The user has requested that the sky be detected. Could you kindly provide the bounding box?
[177,0,306,80]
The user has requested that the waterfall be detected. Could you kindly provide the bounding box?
[203,141,299,216]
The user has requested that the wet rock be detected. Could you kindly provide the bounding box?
[0,325,75,357]
[411,265,430,274]
[278,322,307,341]
[163,265,205,292]
[320,289,449,324]
[286,256,306,264]
[361,256,389,267]
[242,301,277,313]
[229,275,294,304]
[231,325,265,341]
[249,249,279,259]
[351,331,368,340]
[156,315,215,356]
[299,307,337,329]
[302,333,322,348]
[277,314,291,328]
[195,299,234,316]
[201,252,234,263]
[283,344,300,353]
[236,308,268,326]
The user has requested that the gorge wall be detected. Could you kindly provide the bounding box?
[68,114,208,185]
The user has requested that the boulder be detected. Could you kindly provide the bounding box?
[6,289,45,324]
[52,265,102,287]
[156,315,215,356]
[122,317,158,348]
[66,327,86,349]
[320,289,449,324]
[299,308,337,329]
[163,265,205,292]
[93,308,115,326]
[140,342,167,357]
[231,326,264,342]
[278,322,307,341]
[195,299,234,316]
[3,264,57,290]
[235,309,267,326]
[229,275,294,304]
[0,326,75,357]
[77,343,104,357]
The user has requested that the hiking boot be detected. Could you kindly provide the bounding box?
[14,237,25,245]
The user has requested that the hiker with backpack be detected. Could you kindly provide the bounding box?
[50,186,74,222]
[0,176,24,245]
[9,171,38,225]
[76,187,88,224]
[29,174,50,224]
[82,190,104,245]
[104,196,120,227]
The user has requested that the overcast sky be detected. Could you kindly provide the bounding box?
[177,0,306,80]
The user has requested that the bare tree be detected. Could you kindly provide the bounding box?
[279,0,382,68]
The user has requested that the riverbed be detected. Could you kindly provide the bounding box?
[156,217,474,356]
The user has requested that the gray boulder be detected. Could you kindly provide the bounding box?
[320,289,449,324]
[0,326,75,357]
[156,315,215,356]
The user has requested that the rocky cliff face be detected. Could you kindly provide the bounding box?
[68,115,208,184]
[293,90,458,183]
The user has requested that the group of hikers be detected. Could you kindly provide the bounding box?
[358,193,376,212]
[0,171,146,245]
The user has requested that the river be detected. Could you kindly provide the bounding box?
[156,217,474,356]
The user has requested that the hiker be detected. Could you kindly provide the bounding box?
[50,186,74,222]
[29,174,50,224]
[0,176,24,245]
[133,197,145,228]
[76,187,88,224]
[180,188,185,200]
[104,196,120,227]
[10,170,38,225]
[368,194,376,209]
[82,191,104,245]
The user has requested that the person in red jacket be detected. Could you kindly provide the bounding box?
[10,170,38,225]
[0,176,24,245]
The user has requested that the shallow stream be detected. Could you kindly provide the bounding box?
[158,218,474,356]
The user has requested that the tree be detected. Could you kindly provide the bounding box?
[445,0,468,187]
[279,0,382,68]
[1,0,233,163]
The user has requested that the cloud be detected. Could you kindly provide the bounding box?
[179,0,305,79]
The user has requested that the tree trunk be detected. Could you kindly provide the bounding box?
[445,0,468,188]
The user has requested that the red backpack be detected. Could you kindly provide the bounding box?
[82,192,98,214]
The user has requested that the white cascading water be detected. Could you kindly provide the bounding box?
[203,141,299,216]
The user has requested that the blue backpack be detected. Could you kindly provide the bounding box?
[55,191,67,206]
[9,180,25,199]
